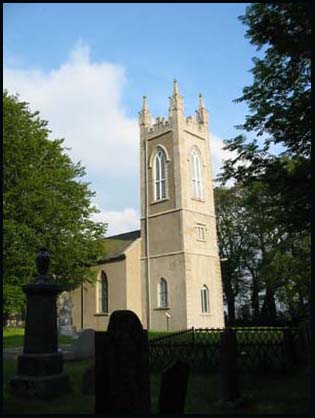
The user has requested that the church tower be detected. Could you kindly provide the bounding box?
[139,81,224,330]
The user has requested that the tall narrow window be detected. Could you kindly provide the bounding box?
[201,285,209,313]
[154,148,167,200]
[100,271,108,313]
[159,278,168,308]
[191,150,203,199]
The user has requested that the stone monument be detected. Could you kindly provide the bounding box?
[10,248,69,400]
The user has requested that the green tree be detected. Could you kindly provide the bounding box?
[219,3,311,234]
[215,181,310,324]
[3,91,107,317]
[216,3,310,323]
[214,186,250,323]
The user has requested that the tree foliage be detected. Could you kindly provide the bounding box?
[214,186,250,322]
[215,183,310,325]
[215,3,310,324]
[3,91,107,315]
[221,2,311,170]
[219,3,311,233]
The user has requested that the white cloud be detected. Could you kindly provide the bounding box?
[210,132,238,184]
[92,207,140,236]
[3,41,139,178]
[3,43,238,235]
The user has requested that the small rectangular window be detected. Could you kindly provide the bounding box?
[196,224,206,241]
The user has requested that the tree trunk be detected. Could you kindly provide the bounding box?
[260,287,277,325]
[251,278,260,323]
[227,296,236,325]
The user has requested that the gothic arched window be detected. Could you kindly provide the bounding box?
[191,149,203,199]
[100,271,108,313]
[154,147,167,200]
[201,284,209,313]
[159,278,168,308]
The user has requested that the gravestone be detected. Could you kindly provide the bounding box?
[95,310,151,414]
[159,361,190,414]
[10,248,69,400]
[72,328,95,359]
[220,328,240,402]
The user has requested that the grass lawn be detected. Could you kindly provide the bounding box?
[3,328,74,348]
[3,327,290,348]
[3,356,309,414]
[3,328,171,348]
[3,327,309,414]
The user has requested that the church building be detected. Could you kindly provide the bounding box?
[69,81,225,331]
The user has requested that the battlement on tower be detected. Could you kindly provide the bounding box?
[139,80,209,138]
[145,116,171,138]
[185,115,207,134]
[143,113,207,139]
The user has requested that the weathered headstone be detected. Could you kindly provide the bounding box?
[10,248,69,400]
[95,310,151,414]
[220,328,240,402]
[72,328,95,359]
[159,361,190,414]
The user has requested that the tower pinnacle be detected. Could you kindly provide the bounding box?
[173,79,179,96]
[199,93,205,109]
[142,96,149,112]
[169,79,184,115]
[196,92,208,125]
[139,96,151,126]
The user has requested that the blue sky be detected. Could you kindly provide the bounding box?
[4,3,261,235]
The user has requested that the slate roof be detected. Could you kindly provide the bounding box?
[97,230,141,264]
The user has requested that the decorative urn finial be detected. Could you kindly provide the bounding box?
[36,247,50,280]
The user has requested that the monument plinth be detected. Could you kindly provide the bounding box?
[10,248,69,400]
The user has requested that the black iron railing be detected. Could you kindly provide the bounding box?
[149,327,307,372]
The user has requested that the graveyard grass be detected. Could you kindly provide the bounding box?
[3,328,309,414]
[3,357,309,414]
[3,327,72,348]
[3,327,286,348]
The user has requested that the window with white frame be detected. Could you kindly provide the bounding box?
[196,224,206,241]
[99,271,108,313]
[191,149,203,199]
[158,278,168,308]
[154,148,167,200]
[201,284,210,313]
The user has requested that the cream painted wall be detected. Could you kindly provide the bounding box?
[185,253,225,329]
[70,259,127,331]
[149,253,187,331]
[126,239,142,320]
